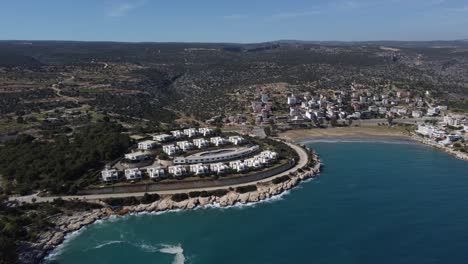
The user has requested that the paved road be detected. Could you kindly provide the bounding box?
[9,142,308,204]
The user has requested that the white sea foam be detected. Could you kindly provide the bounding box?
[44,225,89,261]
[158,244,186,264]
[93,240,124,249]
[44,175,313,262]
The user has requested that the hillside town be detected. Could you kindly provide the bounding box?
[244,84,451,128]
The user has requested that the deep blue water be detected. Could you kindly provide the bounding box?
[46,142,468,264]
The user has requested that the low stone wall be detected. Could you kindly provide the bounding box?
[78,161,295,195]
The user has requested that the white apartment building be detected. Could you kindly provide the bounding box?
[101,168,119,183]
[210,163,229,174]
[244,158,262,169]
[124,168,142,181]
[198,127,214,136]
[260,150,279,160]
[189,163,210,175]
[193,138,209,149]
[176,141,194,151]
[147,167,165,179]
[228,136,245,145]
[171,130,184,139]
[124,151,149,161]
[138,140,158,150]
[168,165,187,177]
[229,160,247,172]
[287,94,297,105]
[444,115,463,127]
[183,128,199,138]
[152,134,173,142]
[163,144,180,156]
[210,136,228,146]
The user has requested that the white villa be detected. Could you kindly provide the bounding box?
[163,144,180,156]
[183,128,199,138]
[168,165,187,177]
[124,151,149,161]
[210,163,229,174]
[193,138,209,149]
[228,136,245,145]
[101,168,119,183]
[124,168,142,181]
[171,130,184,139]
[229,160,247,172]
[152,134,173,142]
[138,140,158,150]
[189,163,210,175]
[210,136,228,146]
[244,158,262,169]
[260,150,279,160]
[147,167,165,179]
[198,127,214,136]
[176,141,194,151]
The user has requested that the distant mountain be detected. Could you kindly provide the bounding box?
[274,39,468,48]
[0,52,43,68]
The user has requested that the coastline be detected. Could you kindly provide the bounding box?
[280,127,468,161]
[25,152,322,264]
[23,131,467,263]
[279,127,411,142]
[409,133,468,161]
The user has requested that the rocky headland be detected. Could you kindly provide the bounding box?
[20,153,321,264]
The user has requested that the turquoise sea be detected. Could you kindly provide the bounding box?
[45,141,468,264]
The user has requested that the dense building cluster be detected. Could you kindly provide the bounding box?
[101,128,279,184]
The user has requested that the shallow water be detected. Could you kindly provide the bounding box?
[45,142,468,264]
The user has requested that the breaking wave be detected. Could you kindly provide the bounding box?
[158,244,186,264]
[93,240,124,249]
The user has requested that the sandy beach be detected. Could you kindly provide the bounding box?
[279,127,411,142]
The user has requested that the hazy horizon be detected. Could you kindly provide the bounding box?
[1,0,468,43]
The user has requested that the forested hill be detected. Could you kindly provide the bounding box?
[0,121,131,195]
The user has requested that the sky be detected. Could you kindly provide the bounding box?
[0,0,467,43]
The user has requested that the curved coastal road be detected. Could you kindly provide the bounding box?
[9,142,309,204]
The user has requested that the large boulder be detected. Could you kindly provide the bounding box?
[147,200,160,211]
[198,197,210,207]
[187,198,198,209]
[248,192,260,202]
[227,192,239,205]
[174,199,189,209]
[238,193,250,204]
[219,195,229,207]
[157,198,173,211]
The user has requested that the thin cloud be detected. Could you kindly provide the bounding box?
[271,10,322,19]
[446,5,468,12]
[331,1,360,10]
[107,1,146,17]
[221,14,248,20]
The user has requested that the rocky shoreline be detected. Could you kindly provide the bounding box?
[22,154,321,264]
[410,134,468,161]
